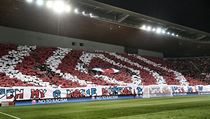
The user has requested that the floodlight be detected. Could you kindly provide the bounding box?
[36,0,44,6]
[172,33,175,36]
[26,0,33,3]
[140,25,146,30]
[176,34,179,37]
[82,11,86,15]
[65,5,72,13]
[152,28,156,32]
[167,32,170,35]
[46,1,53,8]
[156,28,162,34]
[74,8,79,14]
[146,26,152,31]
[161,30,166,34]
[89,13,93,18]
[52,1,65,14]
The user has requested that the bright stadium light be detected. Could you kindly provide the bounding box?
[46,1,53,8]
[64,5,72,13]
[167,32,170,35]
[161,29,166,34]
[146,26,152,31]
[52,1,65,14]
[26,0,33,3]
[89,13,93,18]
[156,28,162,34]
[82,11,86,15]
[172,33,175,36]
[140,25,147,30]
[74,8,79,14]
[139,24,181,37]
[36,0,44,6]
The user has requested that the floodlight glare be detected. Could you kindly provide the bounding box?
[89,13,93,18]
[152,28,156,32]
[139,24,181,37]
[161,30,166,34]
[146,26,152,31]
[140,25,146,30]
[26,0,33,3]
[46,1,53,8]
[65,5,72,13]
[82,11,86,15]
[156,28,162,34]
[167,32,170,35]
[74,8,79,14]
[52,1,65,14]
[36,0,44,6]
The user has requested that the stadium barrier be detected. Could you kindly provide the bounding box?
[15,95,137,106]
[0,85,210,106]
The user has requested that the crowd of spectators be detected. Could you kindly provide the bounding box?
[0,44,209,87]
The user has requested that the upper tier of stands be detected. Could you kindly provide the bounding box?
[0,44,209,88]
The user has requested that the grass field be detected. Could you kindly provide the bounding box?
[0,96,210,119]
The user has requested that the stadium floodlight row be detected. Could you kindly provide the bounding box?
[140,25,179,37]
[25,0,180,39]
[25,0,95,18]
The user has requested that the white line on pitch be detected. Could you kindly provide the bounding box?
[0,112,21,119]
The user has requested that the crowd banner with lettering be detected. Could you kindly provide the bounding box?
[196,85,210,95]
[1,85,210,105]
[0,86,143,103]
[149,85,172,98]
[171,85,206,96]
[171,85,188,96]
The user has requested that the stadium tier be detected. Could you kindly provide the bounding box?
[0,44,208,88]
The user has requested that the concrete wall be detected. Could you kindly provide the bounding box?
[124,47,138,54]
[138,49,163,57]
[0,26,124,53]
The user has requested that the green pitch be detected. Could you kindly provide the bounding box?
[0,96,210,119]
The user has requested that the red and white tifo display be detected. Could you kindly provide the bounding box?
[0,44,210,103]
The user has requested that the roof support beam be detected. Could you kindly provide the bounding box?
[117,14,129,23]
[195,35,206,40]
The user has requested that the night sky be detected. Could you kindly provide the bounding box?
[95,0,210,33]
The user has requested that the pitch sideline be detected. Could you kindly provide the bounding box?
[0,112,21,119]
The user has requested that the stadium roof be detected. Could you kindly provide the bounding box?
[76,0,210,42]
[3,0,209,42]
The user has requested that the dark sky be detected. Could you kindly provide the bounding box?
[95,0,210,33]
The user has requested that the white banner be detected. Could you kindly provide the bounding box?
[0,86,143,102]
[1,85,210,103]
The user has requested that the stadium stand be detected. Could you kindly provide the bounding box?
[0,44,209,88]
